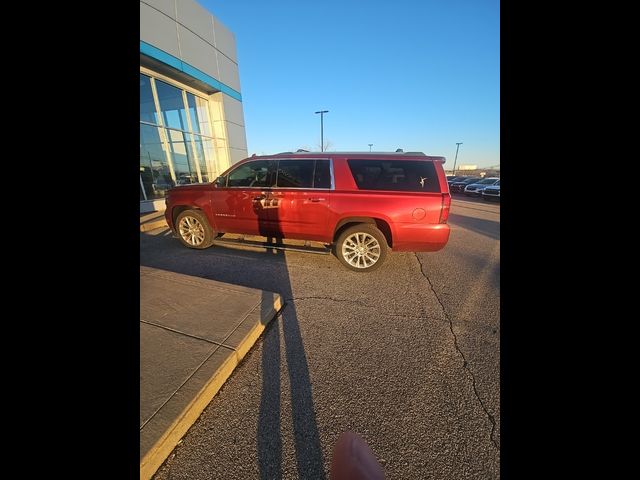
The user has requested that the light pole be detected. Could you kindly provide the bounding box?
[368,143,373,152]
[452,142,463,176]
[315,110,329,151]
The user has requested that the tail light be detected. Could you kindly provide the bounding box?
[439,193,451,223]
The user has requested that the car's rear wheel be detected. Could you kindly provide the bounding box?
[334,224,388,272]
[175,210,215,249]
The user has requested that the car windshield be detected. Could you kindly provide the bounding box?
[478,178,498,184]
[463,178,480,183]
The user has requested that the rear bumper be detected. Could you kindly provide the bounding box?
[392,223,450,252]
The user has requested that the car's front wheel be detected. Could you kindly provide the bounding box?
[334,224,388,272]
[175,209,215,249]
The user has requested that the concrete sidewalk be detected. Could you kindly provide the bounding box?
[140,266,282,479]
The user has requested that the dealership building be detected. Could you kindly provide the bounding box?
[140,0,248,212]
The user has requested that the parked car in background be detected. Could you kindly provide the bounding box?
[450,177,482,193]
[177,174,197,185]
[464,177,500,197]
[447,175,470,187]
[165,151,452,272]
[482,180,500,201]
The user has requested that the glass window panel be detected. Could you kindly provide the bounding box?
[188,94,213,137]
[155,80,189,131]
[201,137,216,180]
[186,93,201,135]
[347,159,440,192]
[140,124,174,199]
[314,160,331,188]
[166,129,198,185]
[228,161,276,188]
[140,74,159,124]
[276,160,314,188]
[140,176,147,201]
[191,135,211,183]
[140,74,219,202]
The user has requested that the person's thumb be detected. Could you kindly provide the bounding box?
[330,431,385,480]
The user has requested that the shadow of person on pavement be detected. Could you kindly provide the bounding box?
[140,179,326,477]
[254,180,326,479]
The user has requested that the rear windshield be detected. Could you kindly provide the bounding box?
[347,159,440,192]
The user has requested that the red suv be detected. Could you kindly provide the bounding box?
[164,151,451,271]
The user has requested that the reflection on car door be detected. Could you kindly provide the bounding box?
[210,160,277,236]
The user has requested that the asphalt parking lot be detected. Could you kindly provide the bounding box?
[141,195,500,479]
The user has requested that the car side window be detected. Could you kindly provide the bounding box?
[276,160,314,188]
[314,160,331,189]
[227,160,276,188]
[347,159,440,192]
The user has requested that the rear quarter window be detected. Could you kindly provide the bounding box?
[347,159,440,192]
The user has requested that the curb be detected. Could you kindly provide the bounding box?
[140,219,168,232]
[139,295,283,480]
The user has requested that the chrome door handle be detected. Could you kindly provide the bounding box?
[309,197,325,202]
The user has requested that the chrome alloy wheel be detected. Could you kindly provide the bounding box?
[178,215,206,246]
[341,232,381,269]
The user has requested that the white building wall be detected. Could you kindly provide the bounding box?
[140,0,248,176]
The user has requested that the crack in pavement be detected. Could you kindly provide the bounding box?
[414,254,499,451]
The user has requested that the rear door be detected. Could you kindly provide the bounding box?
[269,159,332,242]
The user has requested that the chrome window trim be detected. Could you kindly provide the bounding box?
[329,158,335,190]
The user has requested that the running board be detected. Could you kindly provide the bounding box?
[212,237,332,255]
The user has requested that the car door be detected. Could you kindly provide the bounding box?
[270,159,332,242]
[210,159,277,236]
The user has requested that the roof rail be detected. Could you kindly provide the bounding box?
[271,150,430,156]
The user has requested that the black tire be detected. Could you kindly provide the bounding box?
[334,224,388,272]
[175,209,215,249]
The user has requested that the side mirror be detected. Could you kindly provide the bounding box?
[214,176,225,188]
